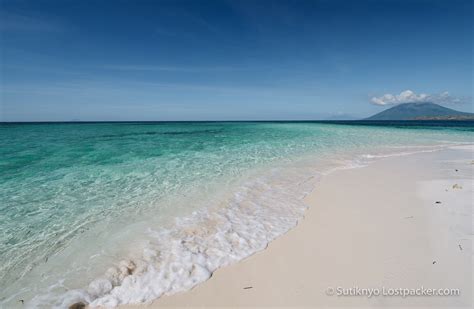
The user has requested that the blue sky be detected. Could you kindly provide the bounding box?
[0,0,472,121]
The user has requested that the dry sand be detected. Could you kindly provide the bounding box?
[122,146,473,309]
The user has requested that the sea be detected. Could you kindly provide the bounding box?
[0,121,472,307]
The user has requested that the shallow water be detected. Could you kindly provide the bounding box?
[0,122,472,307]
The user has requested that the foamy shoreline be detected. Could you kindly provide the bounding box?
[4,122,471,308]
[119,145,473,308]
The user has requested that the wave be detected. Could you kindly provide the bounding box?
[29,165,319,307]
[25,143,469,308]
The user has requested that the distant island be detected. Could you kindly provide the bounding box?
[366,102,474,121]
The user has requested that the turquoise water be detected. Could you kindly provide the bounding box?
[0,122,472,307]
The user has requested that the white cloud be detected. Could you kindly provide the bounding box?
[370,90,466,106]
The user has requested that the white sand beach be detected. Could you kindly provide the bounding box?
[3,1,473,307]
[121,146,473,309]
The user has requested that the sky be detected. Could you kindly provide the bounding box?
[0,0,472,121]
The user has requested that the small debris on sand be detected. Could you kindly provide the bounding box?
[455,169,459,172]
[459,244,463,251]
[452,184,462,190]
[68,302,86,309]
[435,201,442,204]
[432,261,437,265]
[18,300,24,304]
[404,216,414,219]
[243,286,253,289]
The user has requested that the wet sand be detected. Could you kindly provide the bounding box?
[121,146,473,308]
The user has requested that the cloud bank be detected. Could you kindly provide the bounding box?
[370,90,466,106]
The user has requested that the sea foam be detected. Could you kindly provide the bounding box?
[27,143,473,308]
[3,121,470,308]
[30,165,320,308]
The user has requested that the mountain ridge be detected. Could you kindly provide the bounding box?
[365,102,473,120]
